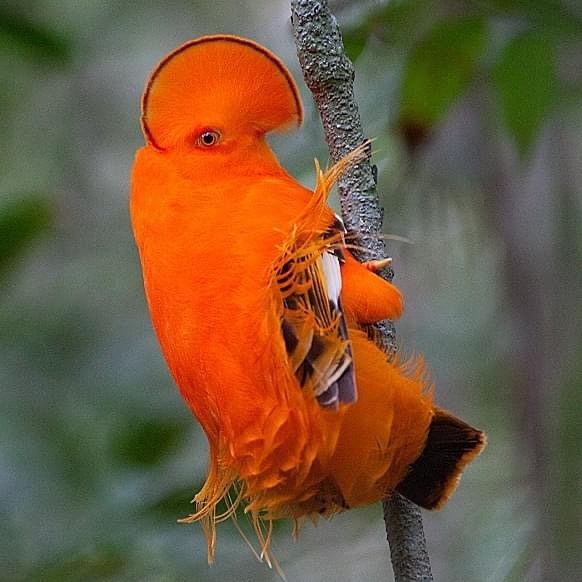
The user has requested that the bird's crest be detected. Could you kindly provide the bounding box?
[141,35,303,150]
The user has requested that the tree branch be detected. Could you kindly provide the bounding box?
[290,1,434,580]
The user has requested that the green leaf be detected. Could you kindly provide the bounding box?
[485,0,582,38]
[0,7,71,65]
[494,32,556,153]
[0,195,52,277]
[341,0,442,56]
[399,17,488,133]
[342,25,368,62]
[375,0,443,45]
[147,486,197,518]
[112,418,190,467]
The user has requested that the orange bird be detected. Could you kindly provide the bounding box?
[130,35,485,564]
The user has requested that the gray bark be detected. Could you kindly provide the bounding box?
[290,1,434,580]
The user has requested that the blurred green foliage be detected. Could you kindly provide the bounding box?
[494,31,557,153]
[0,196,52,278]
[112,418,191,468]
[0,6,71,64]
[1,0,580,581]
[343,0,582,153]
[399,17,487,143]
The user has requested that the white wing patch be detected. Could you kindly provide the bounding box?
[320,251,342,306]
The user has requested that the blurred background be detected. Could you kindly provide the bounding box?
[1,1,580,580]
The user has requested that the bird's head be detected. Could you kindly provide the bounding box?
[141,35,303,172]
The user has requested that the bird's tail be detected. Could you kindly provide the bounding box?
[327,329,486,511]
[395,406,486,509]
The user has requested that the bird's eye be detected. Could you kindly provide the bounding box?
[196,130,221,147]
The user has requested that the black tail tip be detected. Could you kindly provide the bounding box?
[395,407,486,510]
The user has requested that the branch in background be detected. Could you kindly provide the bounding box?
[290,1,434,580]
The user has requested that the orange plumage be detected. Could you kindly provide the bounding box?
[130,35,485,565]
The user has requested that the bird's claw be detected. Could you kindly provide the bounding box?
[363,258,392,272]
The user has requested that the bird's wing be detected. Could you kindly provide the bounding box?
[274,216,356,409]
